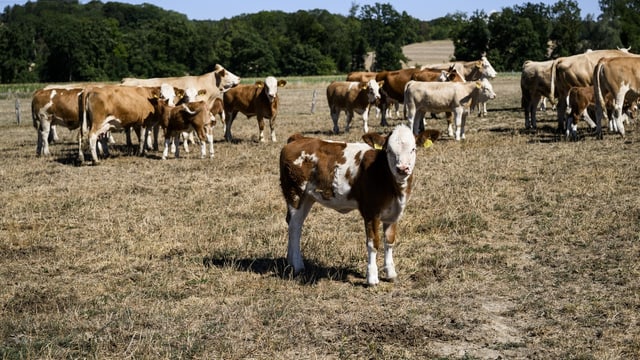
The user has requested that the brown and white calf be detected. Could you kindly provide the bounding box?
[279,125,439,285]
[326,79,383,134]
[223,76,287,142]
[404,78,496,140]
[32,87,83,156]
[150,97,216,160]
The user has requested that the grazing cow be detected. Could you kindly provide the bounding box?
[375,68,421,126]
[404,78,497,140]
[150,97,216,160]
[593,56,640,138]
[423,56,498,116]
[326,79,383,134]
[31,87,83,156]
[551,49,636,134]
[279,125,440,285]
[520,59,556,130]
[79,85,175,165]
[223,76,287,142]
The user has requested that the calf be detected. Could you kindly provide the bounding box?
[32,87,83,156]
[223,76,287,142]
[326,79,383,134]
[567,86,638,139]
[404,78,496,140]
[150,97,216,160]
[279,125,439,286]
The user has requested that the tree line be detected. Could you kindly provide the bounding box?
[0,0,637,83]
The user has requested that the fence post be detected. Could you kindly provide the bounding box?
[15,98,21,125]
[310,89,317,114]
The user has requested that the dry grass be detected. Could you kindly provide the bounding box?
[2,73,640,359]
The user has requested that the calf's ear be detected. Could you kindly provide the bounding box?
[255,81,265,88]
[362,132,386,150]
[278,80,287,87]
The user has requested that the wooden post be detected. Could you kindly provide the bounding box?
[15,98,21,125]
[310,89,317,114]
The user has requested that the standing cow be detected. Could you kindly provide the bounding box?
[520,59,556,130]
[32,87,83,156]
[593,56,640,138]
[223,76,287,142]
[326,79,383,134]
[279,125,439,285]
[404,78,497,140]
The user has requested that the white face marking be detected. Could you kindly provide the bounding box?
[386,125,417,182]
[480,78,497,101]
[482,56,498,78]
[367,79,381,103]
[265,76,278,102]
[160,83,177,105]
[184,87,199,102]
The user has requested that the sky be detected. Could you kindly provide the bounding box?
[2,0,602,21]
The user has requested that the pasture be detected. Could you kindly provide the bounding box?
[1,74,640,359]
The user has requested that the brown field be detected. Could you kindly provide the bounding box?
[402,40,456,68]
[1,74,640,359]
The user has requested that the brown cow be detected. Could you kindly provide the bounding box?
[279,125,439,285]
[593,56,640,138]
[79,85,176,165]
[150,97,216,160]
[326,79,383,134]
[223,76,287,142]
[375,68,421,126]
[520,59,556,130]
[422,55,498,81]
[551,49,637,134]
[32,87,83,156]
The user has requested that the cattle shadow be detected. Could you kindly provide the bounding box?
[202,254,368,286]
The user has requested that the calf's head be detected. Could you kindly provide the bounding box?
[362,125,440,181]
[256,76,287,103]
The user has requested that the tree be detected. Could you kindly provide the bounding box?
[453,10,490,61]
[550,0,582,57]
[359,2,408,70]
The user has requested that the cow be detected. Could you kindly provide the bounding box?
[423,56,498,116]
[326,79,383,134]
[121,64,240,102]
[347,71,399,120]
[375,68,422,126]
[149,97,216,160]
[31,87,83,156]
[520,59,556,130]
[593,56,640,138]
[279,125,440,286]
[411,67,462,83]
[404,78,497,140]
[422,55,498,82]
[172,94,224,155]
[79,85,176,165]
[222,76,287,142]
[551,49,636,134]
[565,85,638,139]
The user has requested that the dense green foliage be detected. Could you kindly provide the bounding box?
[0,0,638,83]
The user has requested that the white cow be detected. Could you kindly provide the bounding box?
[404,78,496,140]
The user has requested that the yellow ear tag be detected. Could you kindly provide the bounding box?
[423,139,433,148]
[374,144,383,150]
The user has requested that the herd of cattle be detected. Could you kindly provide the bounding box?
[31,48,640,166]
[27,49,640,285]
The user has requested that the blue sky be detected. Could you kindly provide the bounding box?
[2,0,602,21]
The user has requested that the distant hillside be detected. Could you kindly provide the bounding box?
[402,40,455,68]
[364,40,455,70]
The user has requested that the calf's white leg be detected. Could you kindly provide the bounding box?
[286,198,314,274]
